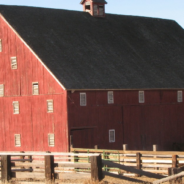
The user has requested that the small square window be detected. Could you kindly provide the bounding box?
[13,101,19,114]
[177,91,183,102]
[0,39,2,52]
[32,82,39,95]
[139,91,145,103]
[80,93,86,106]
[11,56,17,69]
[109,129,115,143]
[48,134,55,147]
[47,100,53,113]
[15,134,21,147]
[0,84,4,97]
[108,91,114,104]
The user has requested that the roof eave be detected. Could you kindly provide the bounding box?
[67,88,184,92]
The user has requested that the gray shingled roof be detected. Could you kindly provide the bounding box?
[0,5,184,89]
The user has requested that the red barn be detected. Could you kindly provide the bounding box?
[0,1,184,151]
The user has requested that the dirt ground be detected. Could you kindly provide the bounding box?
[9,176,157,184]
[59,176,156,184]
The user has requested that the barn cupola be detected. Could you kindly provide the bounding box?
[80,0,107,17]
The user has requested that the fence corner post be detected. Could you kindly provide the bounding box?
[1,155,11,183]
[91,154,103,181]
[45,153,54,184]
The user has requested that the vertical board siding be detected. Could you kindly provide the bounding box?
[0,16,68,151]
[68,90,184,151]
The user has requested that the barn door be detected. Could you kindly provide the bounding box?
[71,128,95,149]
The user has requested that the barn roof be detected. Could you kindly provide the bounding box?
[0,5,184,90]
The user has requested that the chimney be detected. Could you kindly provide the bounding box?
[80,0,107,17]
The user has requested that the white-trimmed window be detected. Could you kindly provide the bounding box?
[13,101,19,114]
[108,91,114,104]
[85,1,91,12]
[47,100,53,113]
[177,91,183,102]
[15,134,21,147]
[80,93,86,106]
[109,129,115,143]
[139,91,145,103]
[0,39,2,52]
[11,56,17,69]
[48,134,55,147]
[0,84,4,97]
[32,82,39,95]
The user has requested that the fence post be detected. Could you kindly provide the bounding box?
[91,154,103,181]
[172,155,177,168]
[168,155,179,184]
[123,144,128,151]
[153,145,158,152]
[94,145,98,149]
[20,151,25,171]
[45,154,54,184]
[70,135,73,151]
[153,145,158,170]
[1,155,11,183]
[136,152,141,177]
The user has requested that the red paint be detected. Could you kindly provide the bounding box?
[68,90,184,151]
[0,16,68,152]
[0,15,184,152]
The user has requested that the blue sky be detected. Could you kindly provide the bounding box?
[0,0,184,28]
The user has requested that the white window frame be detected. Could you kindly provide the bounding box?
[15,134,21,147]
[109,129,115,143]
[80,93,87,106]
[108,91,114,104]
[0,39,2,52]
[32,82,39,95]
[13,101,19,114]
[47,100,54,113]
[0,84,4,97]
[139,91,145,103]
[11,56,17,69]
[48,134,55,147]
[177,91,183,102]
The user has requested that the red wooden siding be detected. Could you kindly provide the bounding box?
[0,16,68,152]
[68,90,184,151]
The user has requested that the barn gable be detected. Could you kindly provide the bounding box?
[0,13,68,152]
[0,5,184,90]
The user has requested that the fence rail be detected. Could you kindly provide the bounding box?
[71,148,184,176]
[0,152,102,183]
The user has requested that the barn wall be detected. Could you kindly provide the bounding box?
[67,90,184,151]
[0,16,68,151]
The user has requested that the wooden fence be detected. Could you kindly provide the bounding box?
[0,152,103,183]
[71,148,184,176]
[1,149,184,183]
